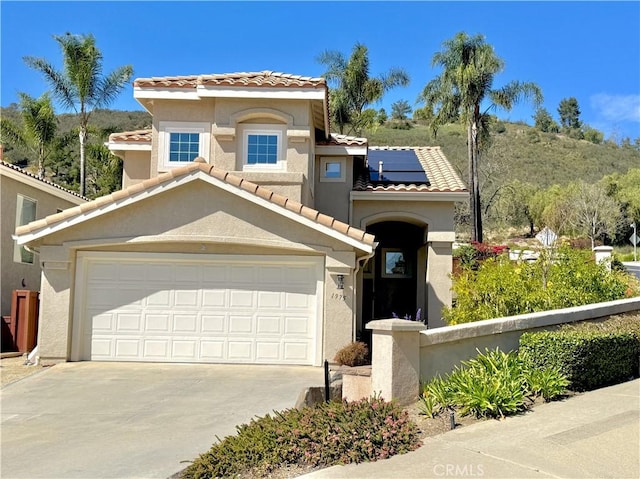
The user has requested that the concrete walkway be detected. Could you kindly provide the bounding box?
[1,361,323,479]
[302,379,640,479]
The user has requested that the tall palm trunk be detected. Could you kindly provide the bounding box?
[79,127,87,197]
[468,115,483,243]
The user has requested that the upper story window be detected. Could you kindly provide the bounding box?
[320,157,346,182]
[14,195,36,264]
[169,132,200,162]
[159,121,210,169]
[240,124,285,171]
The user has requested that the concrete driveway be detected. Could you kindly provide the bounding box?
[1,361,324,479]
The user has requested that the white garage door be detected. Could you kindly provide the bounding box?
[73,252,323,365]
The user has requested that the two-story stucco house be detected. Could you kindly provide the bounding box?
[14,71,467,366]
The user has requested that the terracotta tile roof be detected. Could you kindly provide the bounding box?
[16,159,375,248]
[1,160,88,200]
[108,130,152,143]
[105,130,365,149]
[317,134,368,147]
[354,146,467,193]
[134,71,327,90]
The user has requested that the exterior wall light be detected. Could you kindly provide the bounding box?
[337,274,345,290]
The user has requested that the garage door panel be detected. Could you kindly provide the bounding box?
[92,338,113,357]
[144,340,169,359]
[173,314,198,333]
[116,313,142,331]
[229,290,254,308]
[228,341,253,360]
[147,290,171,307]
[174,290,199,307]
[257,291,282,308]
[228,315,253,333]
[284,342,310,360]
[172,340,197,358]
[285,316,310,334]
[201,315,225,333]
[175,264,201,282]
[230,266,255,283]
[92,312,114,332]
[82,254,320,365]
[202,290,226,307]
[286,292,311,309]
[256,342,280,360]
[200,340,225,359]
[115,339,140,357]
[145,314,171,332]
[256,315,281,334]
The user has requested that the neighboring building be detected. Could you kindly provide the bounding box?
[14,71,467,366]
[1,160,86,318]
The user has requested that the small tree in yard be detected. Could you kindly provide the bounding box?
[567,182,621,249]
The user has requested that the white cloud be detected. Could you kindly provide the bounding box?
[590,94,640,123]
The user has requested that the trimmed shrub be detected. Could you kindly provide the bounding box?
[334,341,370,367]
[519,328,640,391]
[182,397,420,479]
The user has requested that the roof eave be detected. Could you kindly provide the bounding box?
[350,190,469,202]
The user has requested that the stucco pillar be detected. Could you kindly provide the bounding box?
[37,245,73,363]
[324,251,357,363]
[366,318,425,405]
[426,240,453,328]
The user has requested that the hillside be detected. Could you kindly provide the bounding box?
[2,106,638,192]
[364,122,640,189]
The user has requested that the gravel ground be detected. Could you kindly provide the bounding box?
[0,355,48,388]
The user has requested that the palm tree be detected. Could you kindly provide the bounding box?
[318,43,410,135]
[0,92,57,178]
[420,32,542,242]
[24,33,133,196]
[391,100,412,121]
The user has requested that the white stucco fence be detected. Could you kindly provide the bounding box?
[360,297,640,405]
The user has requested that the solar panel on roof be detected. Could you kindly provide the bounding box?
[367,149,430,185]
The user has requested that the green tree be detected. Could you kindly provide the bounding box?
[419,32,542,242]
[391,100,412,120]
[317,43,409,135]
[558,97,581,130]
[533,107,559,133]
[0,93,58,178]
[566,181,621,248]
[376,108,388,125]
[24,33,133,196]
[583,126,604,144]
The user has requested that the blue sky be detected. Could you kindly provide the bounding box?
[2,1,639,141]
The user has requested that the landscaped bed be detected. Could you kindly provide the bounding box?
[179,312,640,479]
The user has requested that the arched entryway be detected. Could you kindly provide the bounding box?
[359,220,428,343]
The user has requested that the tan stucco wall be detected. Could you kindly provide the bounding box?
[142,98,315,205]
[313,156,354,223]
[352,199,456,328]
[30,179,363,363]
[122,150,152,188]
[0,174,84,318]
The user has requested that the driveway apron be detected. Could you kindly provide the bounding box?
[1,362,323,479]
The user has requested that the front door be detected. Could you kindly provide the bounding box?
[361,222,424,340]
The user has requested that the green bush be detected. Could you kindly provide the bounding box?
[334,341,370,367]
[419,349,567,419]
[444,246,639,324]
[183,397,420,479]
[519,326,640,391]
